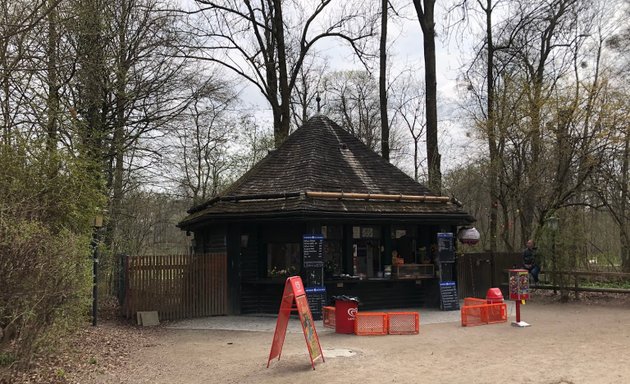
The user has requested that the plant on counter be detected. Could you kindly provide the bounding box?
[268,266,297,278]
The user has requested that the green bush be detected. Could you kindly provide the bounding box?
[0,143,103,367]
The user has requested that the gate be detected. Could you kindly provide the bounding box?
[122,253,228,321]
[457,252,521,299]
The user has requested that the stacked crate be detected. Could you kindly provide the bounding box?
[353,311,420,335]
[460,298,507,327]
[322,306,335,329]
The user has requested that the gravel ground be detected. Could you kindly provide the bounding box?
[2,291,628,384]
[165,301,517,332]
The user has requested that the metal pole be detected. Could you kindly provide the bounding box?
[92,230,98,326]
[515,300,521,323]
[552,233,557,295]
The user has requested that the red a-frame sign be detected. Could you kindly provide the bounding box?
[267,276,325,370]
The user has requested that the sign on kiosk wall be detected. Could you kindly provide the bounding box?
[267,276,325,370]
[437,232,455,263]
[303,234,325,320]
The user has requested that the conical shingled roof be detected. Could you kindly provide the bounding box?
[179,115,474,227]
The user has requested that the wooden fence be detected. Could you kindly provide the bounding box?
[458,252,630,300]
[531,270,630,299]
[122,253,228,321]
[457,252,521,299]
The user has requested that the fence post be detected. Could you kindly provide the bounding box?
[124,255,130,319]
[574,273,579,300]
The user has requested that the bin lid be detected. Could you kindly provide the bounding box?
[486,287,504,300]
[332,295,360,303]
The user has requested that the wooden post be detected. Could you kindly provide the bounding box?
[574,272,579,300]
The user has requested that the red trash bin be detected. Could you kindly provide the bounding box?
[334,298,358,334]
[486,287,504,304]
[485,287,506,324]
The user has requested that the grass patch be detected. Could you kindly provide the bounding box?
[580,280,630,289]
[0,352,16,367]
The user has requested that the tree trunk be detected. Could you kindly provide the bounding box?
[500,203,513,251]
[413,0,441,193]
[1,61,9,146]
[414,138,419,181]
[484,0,498,252]
[108,0,130,257]
[621,127,630,272]
[46,1,59,154]
[379,0,389,161]
[77,0,106,171]
[274,0,290,148]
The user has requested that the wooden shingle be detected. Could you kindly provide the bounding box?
[179,116,474,227]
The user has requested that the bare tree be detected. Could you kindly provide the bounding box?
[171,80,239,204]
[457,0,520,251]
[595,2,630,271]
[186,0,377,147]
[103,0,197,255]
[290,53,327,128]
[412,0,441,193]
[322,70,382,152]
[380,0,390,161]
[390,75,426,181]
[0,0,47,146]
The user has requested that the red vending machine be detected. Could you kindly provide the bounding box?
[508,269,531,327]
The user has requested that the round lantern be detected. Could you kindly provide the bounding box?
[457,227,480,245]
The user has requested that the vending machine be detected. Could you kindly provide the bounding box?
[508,269,531,327]
[508,269,530,301]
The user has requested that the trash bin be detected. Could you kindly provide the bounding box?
[486,287,504,304]
[333,296,359,334]
[485,287,506,324]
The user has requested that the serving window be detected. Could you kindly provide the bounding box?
[391,225,417,264]
[322,225,343,276]
[267,243,300,277]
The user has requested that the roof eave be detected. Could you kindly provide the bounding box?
[178,209,475,229]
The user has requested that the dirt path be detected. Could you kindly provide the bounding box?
[78,299,630,384]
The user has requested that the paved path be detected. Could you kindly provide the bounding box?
[167,301,516,333]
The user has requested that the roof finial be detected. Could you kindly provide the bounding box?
[316,92,321,113]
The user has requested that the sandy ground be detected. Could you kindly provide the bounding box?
[78,298,630,384]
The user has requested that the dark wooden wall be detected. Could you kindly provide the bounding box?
[239,279,438,315]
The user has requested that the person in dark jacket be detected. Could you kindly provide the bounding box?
[523,239,540,283]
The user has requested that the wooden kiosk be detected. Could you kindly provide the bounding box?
[178,116,475,315]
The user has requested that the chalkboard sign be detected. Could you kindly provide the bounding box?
[304,267,324,287]
[439,281,460,311]
[303,235,324,267]
[305,286,326,320]
[437,233,455,263]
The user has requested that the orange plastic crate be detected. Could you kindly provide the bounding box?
[464,297,487,307]
[461,304,487,327]
[354,312,388,335]
[387,312,420,335]
[461,300,507,327]
[323,306,335,329]
[486,302,507,324]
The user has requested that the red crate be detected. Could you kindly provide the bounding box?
[461,300,507,327]
[354,312,388,335]
[461,304,487,327]
[463,297,487,307]
[486,303,507,324]
[323,306,335,329]
[387,312,419,335]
